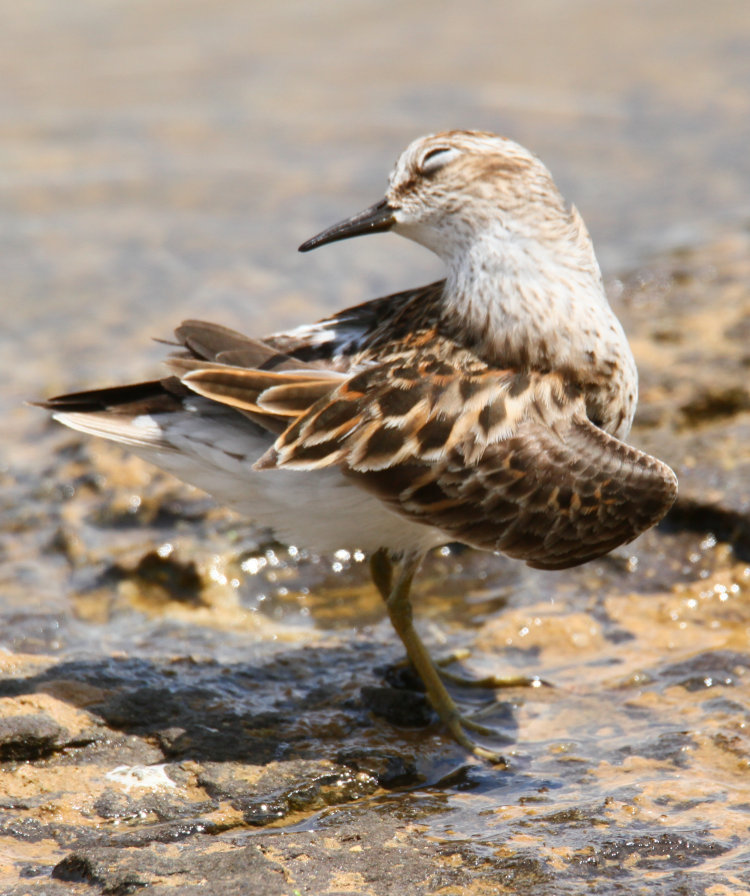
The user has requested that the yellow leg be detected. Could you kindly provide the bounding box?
[370,550,506,765]
[369,547,393,601]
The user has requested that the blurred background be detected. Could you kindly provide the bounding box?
[3,0,749,431]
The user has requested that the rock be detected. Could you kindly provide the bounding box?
[0,714,67,762]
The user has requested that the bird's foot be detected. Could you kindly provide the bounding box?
[441,706,508,765]
[439,664,550,692]
[394,648,551,691]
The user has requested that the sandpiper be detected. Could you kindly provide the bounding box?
[40,131,677,761]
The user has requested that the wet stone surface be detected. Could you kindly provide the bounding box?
[2,232,750,893]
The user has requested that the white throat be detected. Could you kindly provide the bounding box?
[401,210,638,438]
[430,210,618,360]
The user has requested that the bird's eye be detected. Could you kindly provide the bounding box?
[419,146,460,175]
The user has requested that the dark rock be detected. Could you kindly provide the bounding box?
[679,386,750,427]
[337,747,422,788]
[488,852,554,891]
[379,660,427,692]
[112,549,206,606]
[574,831,728,873]
[0,816,48,843]
[198,759,378,827]
[156,721,283,764]
[662,497,750,562]
[97,687,183,730]
[659,650,750,690]
[360,685,434,727]
[0,713,66,761]
[52,842,291,895]
[92,786,216,825]
[52,851,152,893]
[619,731,697,766]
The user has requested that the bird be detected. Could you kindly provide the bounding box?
[39,130,678,762]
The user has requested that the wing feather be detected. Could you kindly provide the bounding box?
[176,320,282,367]
[182,368,344,412]
[259,363,677,568]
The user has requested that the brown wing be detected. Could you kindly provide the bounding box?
[174,320,312,372]
[380,415,678,569]
[181,367,345,419]
[264,281,446,367]
[255,362,677,569]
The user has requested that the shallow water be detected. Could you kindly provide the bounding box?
[2,2,750,894]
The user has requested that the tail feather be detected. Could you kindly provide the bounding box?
[50,409,173,451]
[175,320,307,372]
[35,379,186,415]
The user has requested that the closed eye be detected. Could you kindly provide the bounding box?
[419,146,461,175]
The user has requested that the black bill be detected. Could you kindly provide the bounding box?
[299,197,396,252]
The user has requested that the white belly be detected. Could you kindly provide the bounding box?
[86,400,445,556]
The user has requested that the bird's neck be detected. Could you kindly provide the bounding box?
[439,218,638,436]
